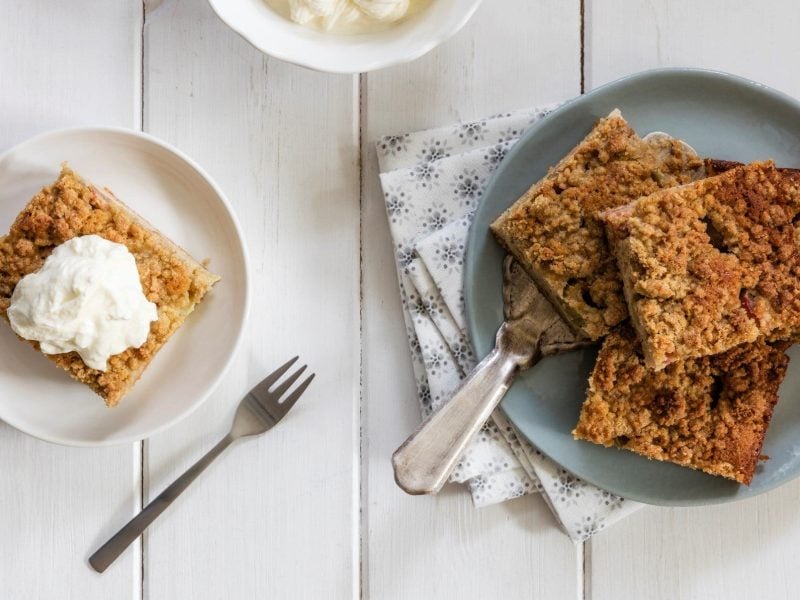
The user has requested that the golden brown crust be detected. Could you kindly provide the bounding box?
[0,166,220,406]
[704,158,800,177]
[490,110,704,340]
[573,327,789,484]
[603,161,800,370]
[704,158,747,176]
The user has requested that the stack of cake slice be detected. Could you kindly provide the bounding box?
[603,160,800,370]
[491,109,705,341]
[491,111,797,484]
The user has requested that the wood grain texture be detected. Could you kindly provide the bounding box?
[0,2,143,145]
[585,0,800,96]
[361,1,582,598]
[0,1,143,598]
[142,0,360,598]
[588,487,800,600]
[587,2,800,599]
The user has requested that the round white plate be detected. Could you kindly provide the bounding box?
[0,128,249,446]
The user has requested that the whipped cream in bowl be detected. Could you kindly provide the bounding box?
[208,0,483,73]
[7,234,158,372]
[270,0,428,35]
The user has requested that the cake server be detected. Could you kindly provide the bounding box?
[392,257,588,495]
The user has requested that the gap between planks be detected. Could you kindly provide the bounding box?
[580,3,588,599]
[139,2,147,599]
[358,70,369,600]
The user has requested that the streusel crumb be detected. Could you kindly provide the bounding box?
[573,327,789,484]
[490,110,704,340]
[603,161,800,370]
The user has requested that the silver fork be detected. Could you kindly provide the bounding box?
[89,356,314,573]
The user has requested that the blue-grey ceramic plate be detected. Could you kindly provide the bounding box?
[465,68,800,506]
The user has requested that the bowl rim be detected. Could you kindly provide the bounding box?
[0,126,251,447]
[207,0,484,74]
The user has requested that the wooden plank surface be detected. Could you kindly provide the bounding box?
[588,491,800,600]
[586,2,800,599]
[0,2,143,598]
[142,0,361,598]
[361,1,583,598]
[585,0,800,97]
[6,0,800,598]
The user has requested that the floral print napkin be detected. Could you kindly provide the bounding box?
[376,105,643,541]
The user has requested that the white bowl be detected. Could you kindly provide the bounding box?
[208,0,483,73]
[0,128,249,446]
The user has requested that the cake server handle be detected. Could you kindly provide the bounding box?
[392,323,537,495]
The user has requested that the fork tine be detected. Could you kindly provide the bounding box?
[270,364,307,399]
[278,373,315,413]
[259,356,299,391]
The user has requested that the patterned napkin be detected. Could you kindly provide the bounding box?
[376,105,643,541]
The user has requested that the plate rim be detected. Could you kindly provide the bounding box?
[464,67,800,506]
[0,126,251,447]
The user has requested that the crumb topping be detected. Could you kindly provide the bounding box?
[603,161,800,370]
[490,110,703,340]
[573,327,789,484]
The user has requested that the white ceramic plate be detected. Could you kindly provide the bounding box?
[0,129,249,446]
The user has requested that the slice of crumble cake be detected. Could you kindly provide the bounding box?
[573,327,789,484]
[0,166,220,406]
[490,110,704,340]
[603,161,800,370]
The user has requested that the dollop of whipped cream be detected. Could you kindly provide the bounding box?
[8,235,158,372]
[287,0,410,33]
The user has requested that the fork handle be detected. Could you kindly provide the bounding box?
[89,434,235,573]
[392,344,520,495]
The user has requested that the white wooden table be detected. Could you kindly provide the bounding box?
[3,1,800,598]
